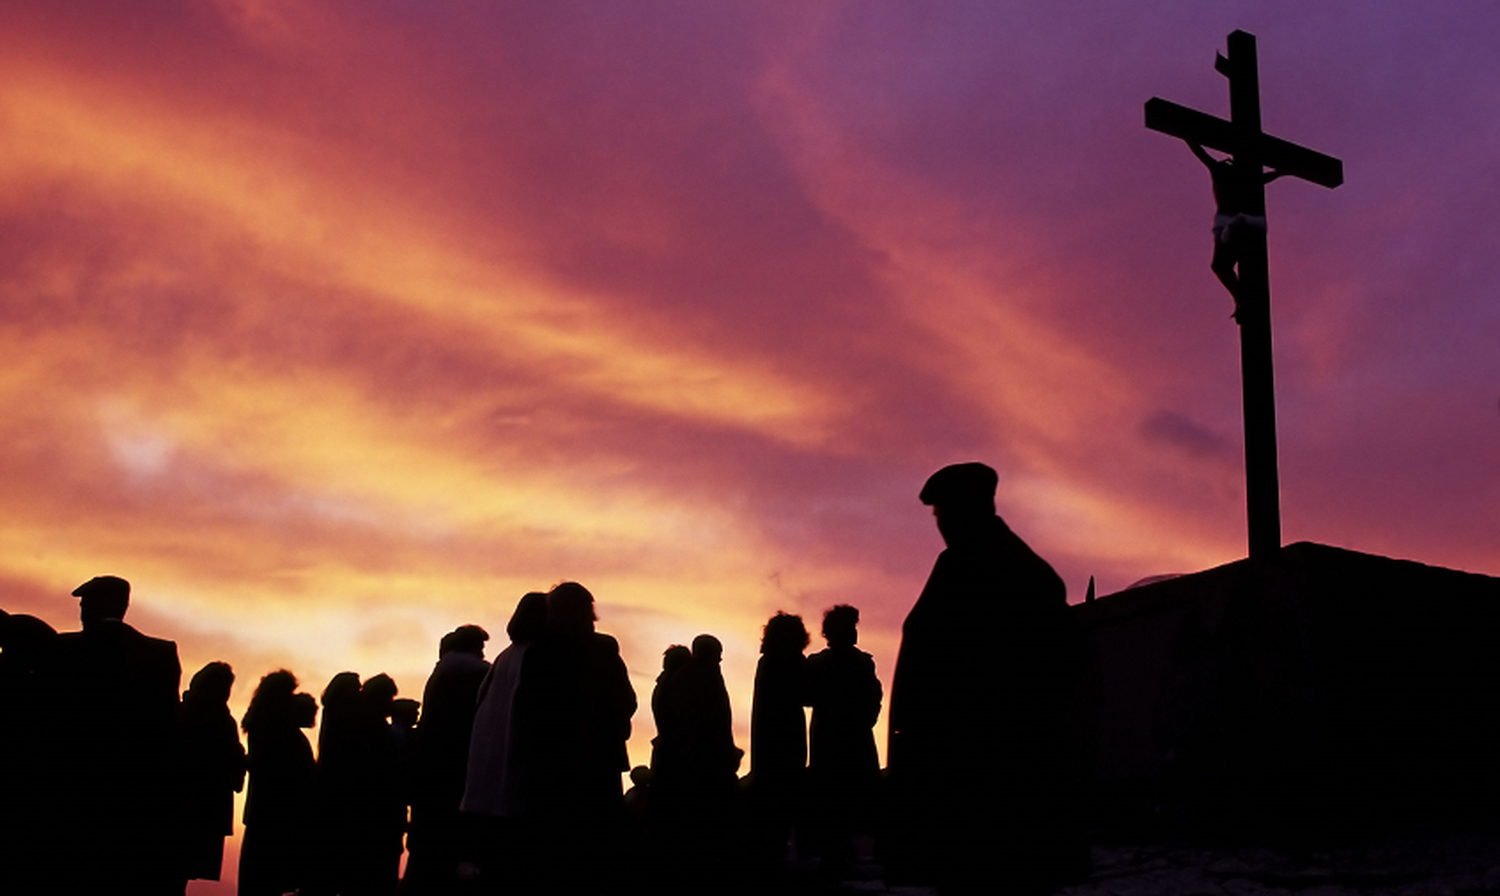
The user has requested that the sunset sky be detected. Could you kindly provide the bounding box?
[2,2,1498,889]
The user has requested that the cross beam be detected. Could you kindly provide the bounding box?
[1145,30,1342,563]
[1145,99,1343,188]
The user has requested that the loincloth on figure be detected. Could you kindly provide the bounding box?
[1212,212,1267,246]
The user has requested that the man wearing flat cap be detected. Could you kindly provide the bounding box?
[887,463,1085,894]
[51,576,183,894]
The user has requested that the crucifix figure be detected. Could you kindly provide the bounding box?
[1189,141,1286,321]
[1146,30,1343,562]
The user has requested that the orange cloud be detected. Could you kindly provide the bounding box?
[0,64,843,448]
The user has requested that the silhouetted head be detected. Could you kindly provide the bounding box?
[244,669,298,732]
[322,671,362,709]
[291,692,318,729]
[440,623,490,659]
[0,612,55,646]
[72,575,130,628]
[662,644,691,675]
[920,462,999,548]
[629,765,652,788]
[391,697,420,729]
[507,592,549,644]
[187,661,235,706]
[691,634,723,665]
[362,673,398,717]
[822,605,860,648]
[547,582,597,636]
[0,612,57,668]
[760,612,809,656]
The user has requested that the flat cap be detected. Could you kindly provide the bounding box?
[919,462,998,507]
[71,575,130,601]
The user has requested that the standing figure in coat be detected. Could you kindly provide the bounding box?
[887,463,1085,894]
[805,605,881,866]
[50,575,182,896]
[239,671,317,896]
[658,634,744,891]
[461,592,549,893]
[405,624,489,894]
[648,644,693,791]
[526,582,637,893]
[179,662,246,883]
[681,634,742,789]
[749,612,809,865]
[310,671,363,896]
[348,672,406,896]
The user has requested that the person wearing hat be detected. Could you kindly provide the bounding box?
[50,575,183,895]
[886,464,1085,894]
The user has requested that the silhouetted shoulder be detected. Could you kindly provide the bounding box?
[809,647,876,672]
[141,629,182,670]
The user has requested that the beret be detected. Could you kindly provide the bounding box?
[71,575,131,601]
[919,462,998,506]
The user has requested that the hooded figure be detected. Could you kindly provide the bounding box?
[463,593,549,818]
[311,670,364,895]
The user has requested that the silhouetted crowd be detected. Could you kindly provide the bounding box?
[0,462,1088,895]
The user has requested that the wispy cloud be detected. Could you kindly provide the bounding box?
[0,16,1497,894]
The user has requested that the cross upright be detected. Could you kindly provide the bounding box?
[1146,30,1342,563]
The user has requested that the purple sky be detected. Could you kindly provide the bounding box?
[1,3,1497,888]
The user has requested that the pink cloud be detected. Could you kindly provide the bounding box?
[0,14,1496,881]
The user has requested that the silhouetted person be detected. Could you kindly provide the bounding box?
[619,764,657,892]
[239,671,317,896]
[750,612,809,864]
[1188,140,1285,319]
[525,582,637,893]
[887,463,1085,894]
[393,697,421,731]
[623,763,654,837]
[0,611,59,893]
[683,634,742,787]
[311,670,364,896]
[461,592,548,893]
[805,605,881,866]
[463,595,547,817]
[0,612,55,690]
[50,575,182,896]
[179,661,246,884]
[349,672,406,896]
[649,644,694,789]
[656,634,744,892]
[405,625,489,895]
[392,696,420,824]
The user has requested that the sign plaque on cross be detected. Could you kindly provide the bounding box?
[1146,30,1342,563]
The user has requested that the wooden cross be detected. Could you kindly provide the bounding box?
[1145,30,1342,563]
